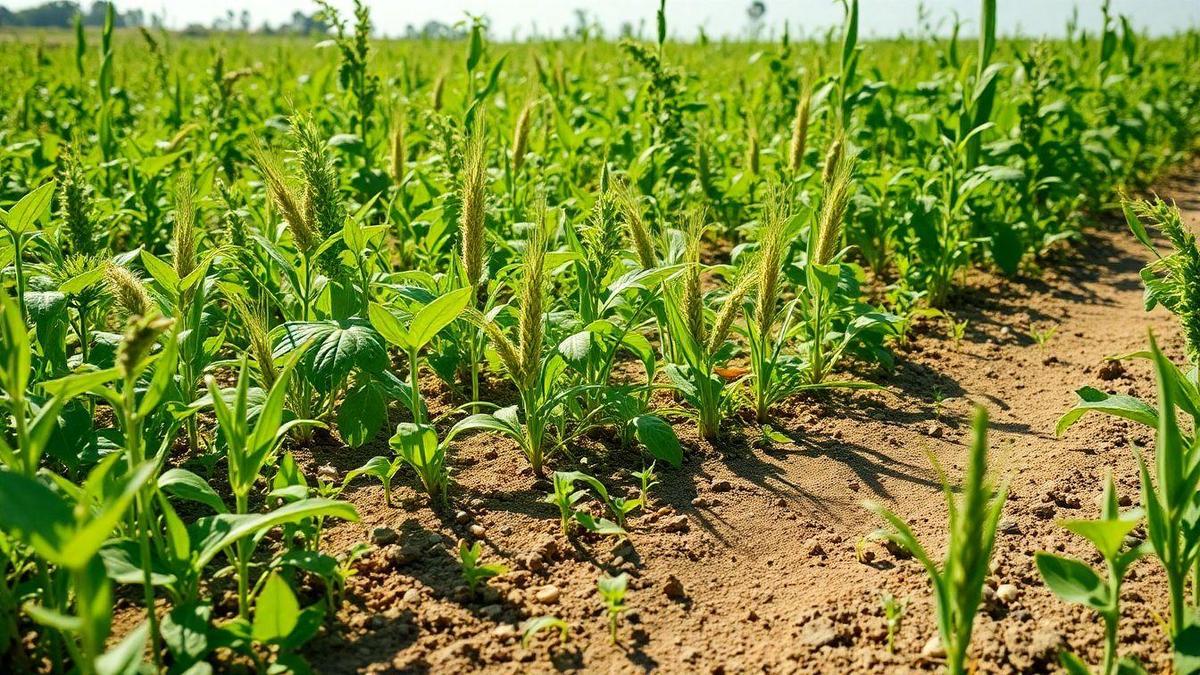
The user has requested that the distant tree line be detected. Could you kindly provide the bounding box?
[0,1,144,28]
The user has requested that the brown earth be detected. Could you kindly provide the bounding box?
[93,169,1199,674]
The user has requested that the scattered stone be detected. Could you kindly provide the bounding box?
[925,423,943,438]
[480,604,502,619]
[692,497,708,508]
[492,624,516,639]
[921,634,946,659]
[535,585,560,604]
[455,510,470,524]
[663,575,685,599]
[999,518,1021,535]
[807,541,826,558]
[995,584,1020,604]
[371,527,399,547]
[403,588,421,604]
[470,524,486,538]
[1032,504,1056,520]
[798,616,838,648]
[710,479,732,493]
[385,544,420,567]
[664,515,690,533]
[317,464,338,483]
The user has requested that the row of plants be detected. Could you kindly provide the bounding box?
[0,0,1198,671]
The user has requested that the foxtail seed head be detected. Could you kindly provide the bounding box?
[511,99,535,175]
[788,86,812,173]
[252,145,316,254]
[460,114,488,292]
[813,148,854,267]
[105,263,154,318]
[754,191,789,333]
[707,268,759,354]
[172,174,199,281]
[116,313,174,379]
[389,113,406,187]
[517,202,549,388]
[614,178,656,269]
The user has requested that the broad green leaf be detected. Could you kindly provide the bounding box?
[159,468,228,514]
[407,287,472,350]
[252,572,299,642]
[632,415,682,468]
[1056,386,1157,436]
[1034,552,1107,610]
[3,181,55,234]
[338,379,388,448]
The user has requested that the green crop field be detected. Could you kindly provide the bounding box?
[1,1,1200,673]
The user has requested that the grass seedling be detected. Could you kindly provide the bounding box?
[597,572,629,645]
[1036,472,1146,675]
[1029,324,1057,350]
[1133,334,1200,641]
[881,592,907,654]
[521,616,570,648]
[459,541,508,594]
[865,406,1008,675]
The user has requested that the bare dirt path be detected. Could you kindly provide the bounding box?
[303,168,1200,674]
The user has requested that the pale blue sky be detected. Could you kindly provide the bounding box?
[9,1,1200,38]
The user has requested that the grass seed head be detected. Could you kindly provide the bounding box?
[172,174,199,280]
[56,145,95,256]
[511,99,535,175]
[460,114,488,292]
[614,178,656,269]
[788,85,812,173]
[105,263,154,318]
[116,312,174,379]
[813,142,854,266]
[518,201,549,388]
[389,112,406,187]
[252,145,316,254]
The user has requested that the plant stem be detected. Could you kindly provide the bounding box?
[408,346,423,425]
[235,491,251,620]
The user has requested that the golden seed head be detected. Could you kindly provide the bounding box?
[813,149,855,267]
[459,114,488,292]
[116,312,174,378]
[511,99,535,175]
[105,263,154,318]
[172,174,198,281]
[517,202,549,388]
[789,88,812,173]
[613,178,656,269]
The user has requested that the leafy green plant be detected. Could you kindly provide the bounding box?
[200,345,313,619]
[597,572,630,645]
[388,422,450,503]
[865,407,1008,675]
[1036,472,1146,675]
[459,541,508,594]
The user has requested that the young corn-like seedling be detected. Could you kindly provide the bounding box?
[388,423,450,503]
[881,592,907,654]
[521,616,570,648]
[865,407,1007,675]
[459,541,508,594]
[1036,472,1146,675]
[1132,335,1200,641]
[597,572,630,645]
[201,347,312,620]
